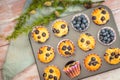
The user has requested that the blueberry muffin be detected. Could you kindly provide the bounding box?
[84,54,102,71]
[32,26,49,43]
[104,48,120,65]
[72,13,90,31]
[63,61,81,79]
[38,45,55,63]
[52,19,69,37]
[78,33,96,51]
[92,7,110,25]
[57,39,75,57]
[98,27,116,45]
[43,65,61,80]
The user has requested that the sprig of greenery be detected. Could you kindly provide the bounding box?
[7,0,104,40]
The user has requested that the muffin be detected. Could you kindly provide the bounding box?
[78,33,96,51]
[71,13,90,31]
[63,61,81,79]
[38,45,55,63]
[52,19,69,37]
[104,48,120,65]
[31,26,49,43]
[98,27,116,45]
[84,54,102,71]
[43,65,61,80]
[57,39,75,57]
[92,7,110,25]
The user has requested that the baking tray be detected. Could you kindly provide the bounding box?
[29,5,120,80]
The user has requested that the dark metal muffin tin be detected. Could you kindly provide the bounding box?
[29,5,120,80]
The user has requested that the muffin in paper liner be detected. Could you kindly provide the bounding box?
[77,33,96,52]
[31,26,50,43]
[38,45,55,63]
[57,39,75,57]
[91,7,110,25]
[43,65,61,80]
[63,60,81,79]
[52,19,69,37]
[104,48,120,65]
[84,54,102,71]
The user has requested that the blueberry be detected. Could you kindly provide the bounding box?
[91,57,96,61]
[88,62,92,66]
[65,51,71,55]
[101,29,105,33]
[81,15,85,19]
[102,10,106,14]
[98,7,102,10]
[67,46,72,50]
[54,76,57,80]
[49,69,54,73]
[105,31,109,35]
[77,21,81,24]
[47,47,51,51]
[74,17,78,21]
[110,37,114,40]
[104,28,108,32]
[102,40,106,43]
[110,32,114,37]
[107,34,110,38]
[39,50,43,54]
[92,62,97,66]
[82,19,87,23]
[37,36,41,39]
[46,53,50,57]
[103,32,107,36]
[78,16,82,21]
[49,75,53,79]
[108,30,111,33]
[86,40,90,44]
[109,56,113,61]
[106,41,110,44]
[42,32,46,37]
[100,32,103,36]
[52,28,57,33]
[101,16,105,21]
[72,20,76,25]
[107,38,111,42]
[104,37,108,41]
[99,36,103,40]
[62,46,66,50]
[74,24,80,28]
[78,27,82,30]
[81,24,85,29]
[111,52,115,56]
[56,30,60,33]
[43,73,47,77]
[81,38,85,42]
[81,28,84,30]
[92,16,96,20]
[115,55,119,58]
[61,24,66,29]
[75,26,79,30]
[85,23,88,26]
[34,30,39,34]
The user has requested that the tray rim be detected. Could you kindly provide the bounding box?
[28,5,120,80]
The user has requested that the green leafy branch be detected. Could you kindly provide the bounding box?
[7,0,104,40]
